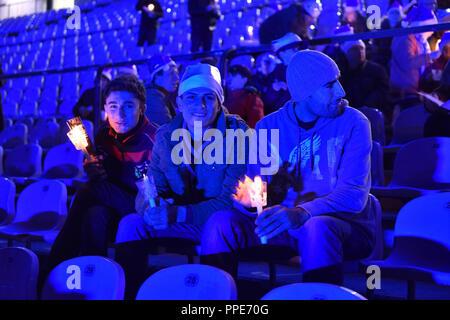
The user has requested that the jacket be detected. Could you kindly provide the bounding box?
[149,109,249,226]
[95,116,158,194]
[224,87,264,128]
[248,101,375,239]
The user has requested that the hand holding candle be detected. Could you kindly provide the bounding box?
[135,163,158,225]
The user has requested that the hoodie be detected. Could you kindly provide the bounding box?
[248,101,375,239]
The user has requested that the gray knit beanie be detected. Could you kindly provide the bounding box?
[286,50,340,102]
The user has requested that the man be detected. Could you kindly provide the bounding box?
[390,5,440,108]
[340,40,390,115]
[46,75,158,274]
[145,55,179,125]
[114,64,249,299]
[72,69,112,123]
[237,50,376,285]
[259,0,322,44]
[188,0,221,52]
[135,0,164,47]
[224,64,264,128]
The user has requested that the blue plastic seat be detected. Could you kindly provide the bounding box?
[371,137,450,199]
[136,264,237,300]
[0,123,28,149]
[0,247,39,300]
[261,282,366,300]
[0,179,67,238]
[41,256,125,300]
[0,177,15,226]
[360,106,386,146]
[42,143,84,180]
[361,192,450,299]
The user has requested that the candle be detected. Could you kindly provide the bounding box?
[66,117,95,160]
[135,164,158,225]
[249,176,268,244]
[233,175,268,244]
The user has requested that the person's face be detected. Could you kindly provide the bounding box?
[279,48,298,65]
[226,72,248,90]
[155,64,179,93]
[259,56,277,75]
[177,87,221,130]
[104,91,144,134]
[304,76,346,118]
[344,9,357,24]
[346,45,366,69]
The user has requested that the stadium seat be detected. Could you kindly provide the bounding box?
[371,137,450,199]
[136,264,237,300]
[0,123,28,149]
[0,179,67,237]
[0,177,15,226]
[29,118,60,148]
[42,143,84,179]
[385,105,431,151]
[0,247,39,300]
[3,143,42,178]
[260,282,366,300]
[41,256,125,300]
[359,106,385,146]
[371,141,385,187]
[360,192,450,299]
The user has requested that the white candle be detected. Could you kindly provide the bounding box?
[250,176,267,244]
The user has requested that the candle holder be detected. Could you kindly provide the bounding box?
[66,117,96,160]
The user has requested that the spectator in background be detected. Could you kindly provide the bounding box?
[323,24,353,74]
[0,62,5,132]
[188,0,221,52]
[116,65,139,78]
[390,5,440,110]
[72,69,112,123]
[372,1,404,69]
[258,0,322,44]
[340,40,390,116]
[424,60,450,137]
[251,32,302,115]
[224,64,264,128]
[145,55,180,126]
[135,0,164,47]
[342,0,368,34]
[250,52,282,115]
[45,75,158,284]
[419,32,450,93]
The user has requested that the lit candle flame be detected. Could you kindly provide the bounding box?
[233,175,267,244]
[148,3,155,11]
[67,124,89,151]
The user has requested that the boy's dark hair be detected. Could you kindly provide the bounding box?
[103,74,146,105]
[228,64,253,80]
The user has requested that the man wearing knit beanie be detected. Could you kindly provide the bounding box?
[236,50,375,286]
[115,63,253,297]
